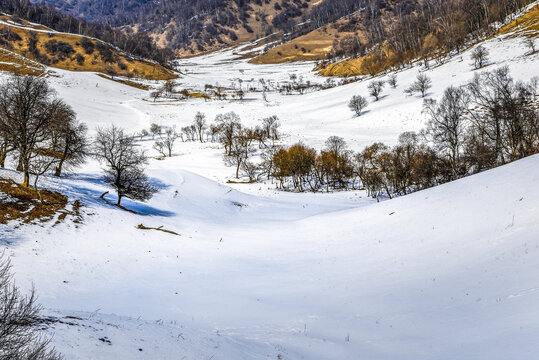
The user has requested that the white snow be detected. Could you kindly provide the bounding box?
[1,22,538,359]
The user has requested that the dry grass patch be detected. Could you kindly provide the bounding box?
[0,177,68,224]
[497,4,539,37]
[251,27,345,64]
[0,14,177,80]
[0,48,48,76]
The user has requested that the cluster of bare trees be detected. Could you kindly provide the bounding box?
[349,73,432,116]
[0,74,156,208]
[280,68,538,197]
[0,252,62,359]
[0,75,88,191]
[214,113,281,180]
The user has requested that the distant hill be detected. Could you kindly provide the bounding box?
[34,0,329,56]
[0,13,176,80]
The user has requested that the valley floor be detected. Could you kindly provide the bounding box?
[1,23,539,359]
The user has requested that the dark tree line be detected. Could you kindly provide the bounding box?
[269,68,538,197]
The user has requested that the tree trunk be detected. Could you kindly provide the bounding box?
[23,170,30,188]
[117,194,122,206]
[0,151,6,168]
[17,154,23,171]
[55,158,65,177]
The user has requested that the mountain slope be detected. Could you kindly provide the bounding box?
[0,13,176,79]
[35,0,322,56]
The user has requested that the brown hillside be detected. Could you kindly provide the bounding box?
[0,14,176,80]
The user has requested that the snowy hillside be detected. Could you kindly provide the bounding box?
[1,8,538,359]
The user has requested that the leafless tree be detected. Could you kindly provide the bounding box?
[0,75,60,187]
[193,112,207,142]
[162,80,175,97]
[150,90,161,102]
[28,153,58,201]
[0,252,63,360]
[368,80,385,101]
[406,73,432,97]
[49,102,88,177]
[150,123,161,139]
[261,115,280,143]
[154,127,179,157]
[423,86,469,179]
[94,126,157,206]
[387,74,398,88]
[523,37,536,54]
[471,45,489,69]
[348,95,369,116]
[215,112,242,156]
[224,129,251,179]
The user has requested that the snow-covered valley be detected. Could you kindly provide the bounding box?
[1,17,538,359]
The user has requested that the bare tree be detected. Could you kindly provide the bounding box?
[261,115,280,144]
[0,253,63,360]
[150,123,161,139]
[193,112,207,142]
[0,131,14,168]
[423,86,469,179]
[216,112,242,156]
[150,90,161,102]
[94,126,157,206]
[28,153,58,201]
[162,80,175,97]
[154,127,179,157]
[348,95,369,116]
[224,129,251,179]
[368,80,385,101]
[49,102,88,177]
[406,73,432,97]
[523,37,536,54]
[387,74,398,88]
[0,75,60,187]
[471,45,489,69]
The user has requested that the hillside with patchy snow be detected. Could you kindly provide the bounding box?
[0,6,538,359]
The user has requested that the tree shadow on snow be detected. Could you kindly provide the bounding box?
[0,230,21,246]
[61,173,175,217]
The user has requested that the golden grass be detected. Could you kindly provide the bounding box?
[317,4,539,77]
[251,27,344,64]
[0,48,48,76]
[497,4,539,37]
[318,57,365,77]
[0,14,177,80]
[0,177,68,224]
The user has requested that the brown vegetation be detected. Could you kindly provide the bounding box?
[0,14,176,80]
[0,177,67,224]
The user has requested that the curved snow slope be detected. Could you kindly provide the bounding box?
[3,154,539,359]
